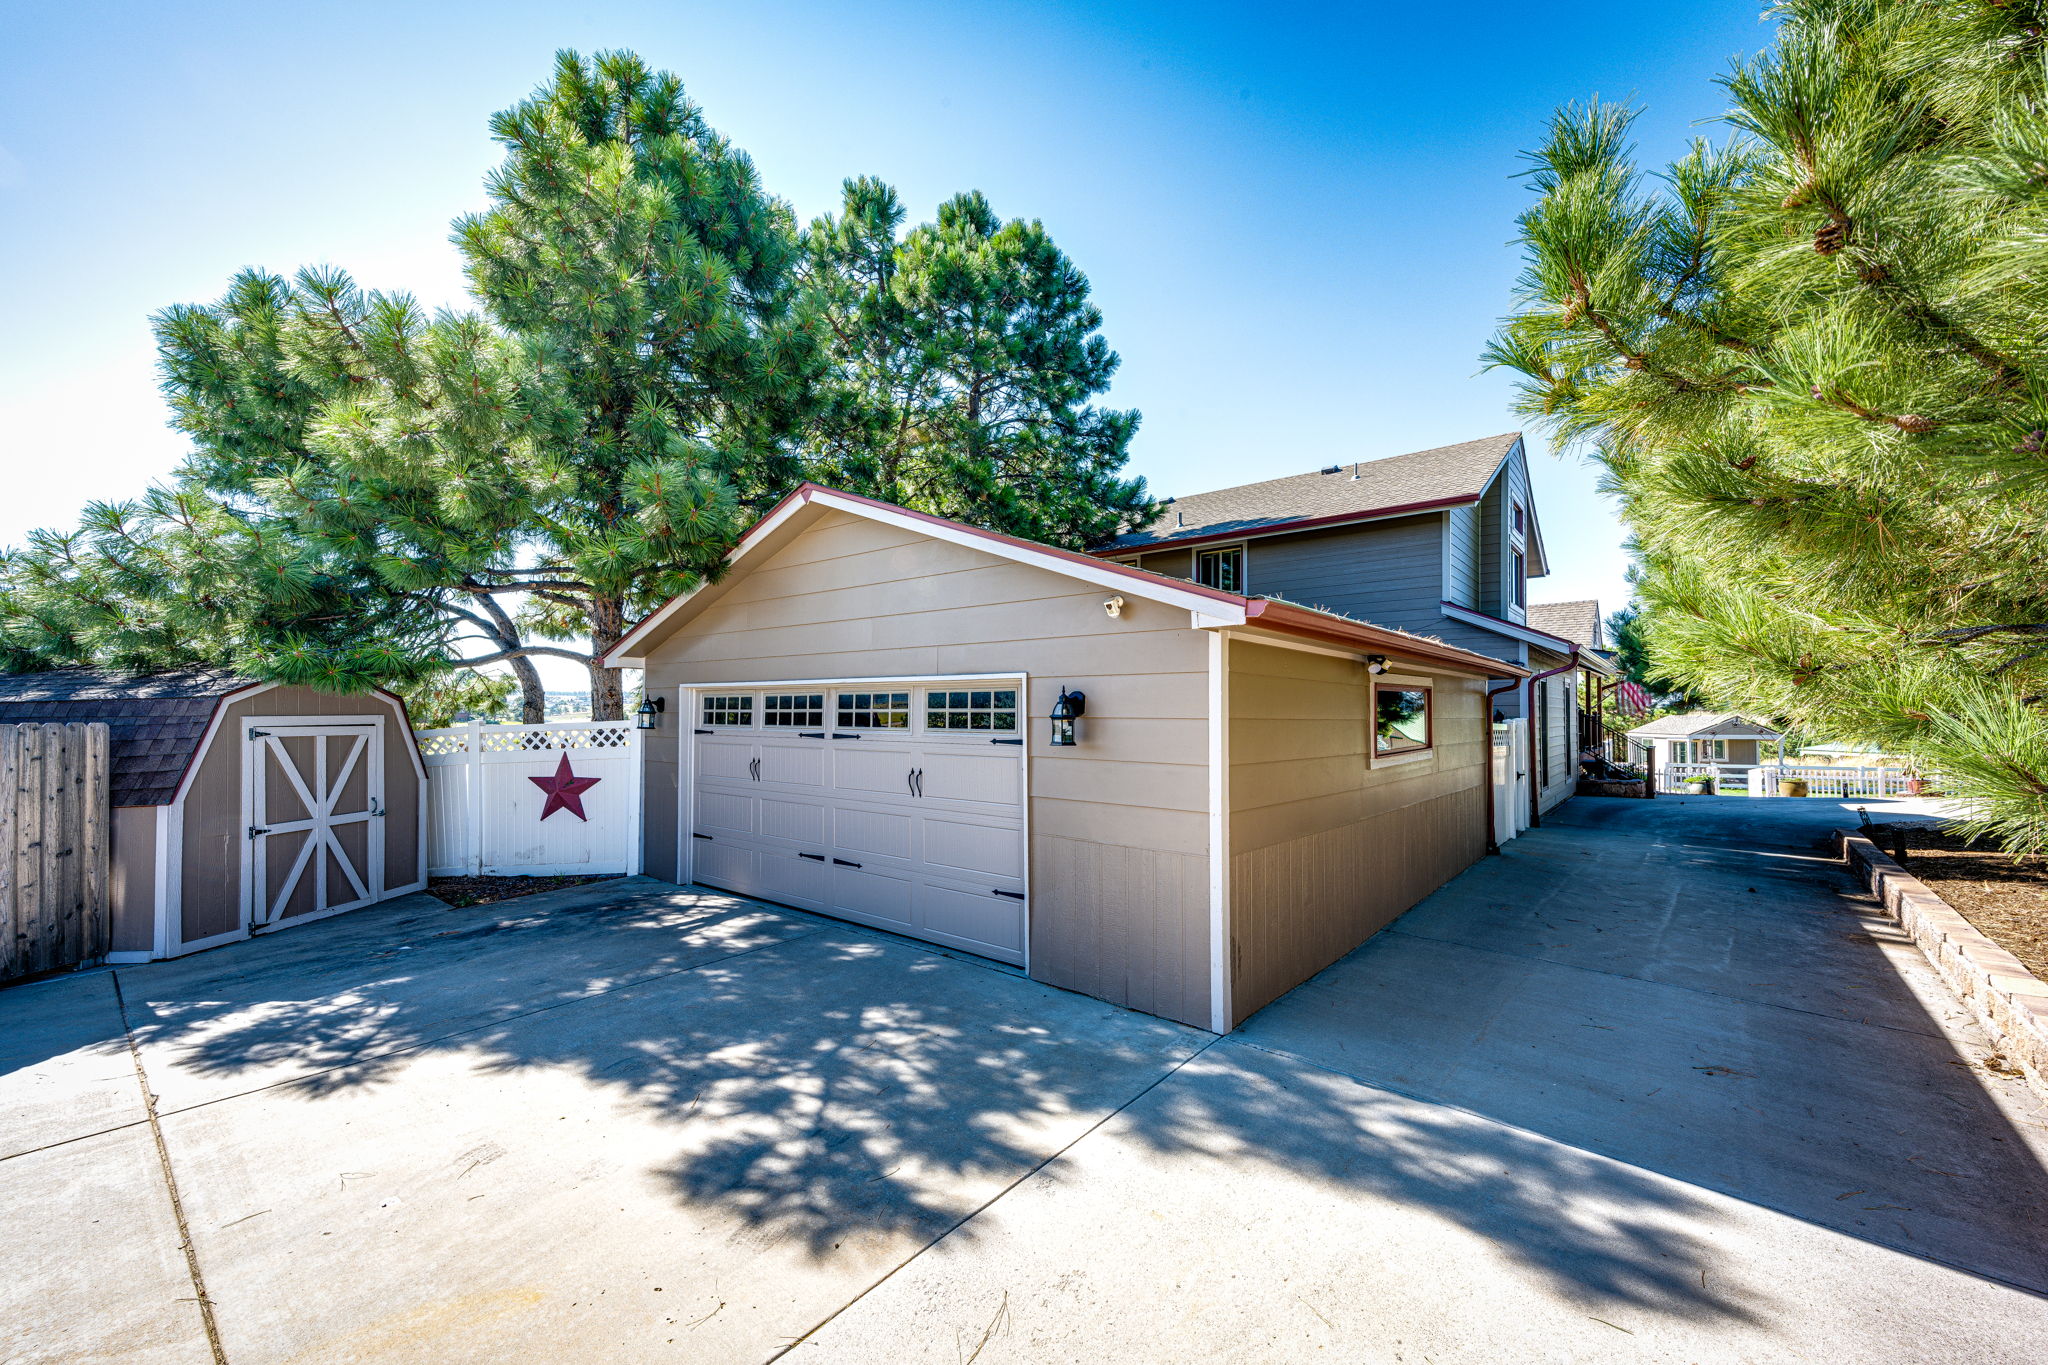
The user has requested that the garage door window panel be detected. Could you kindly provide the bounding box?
[837,691,911,731]
[702,695,753,728]
[763,693,825,727]
[926,688,1018,732]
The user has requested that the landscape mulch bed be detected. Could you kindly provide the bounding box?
[1879,828,2048,983]
[429,874,616,909]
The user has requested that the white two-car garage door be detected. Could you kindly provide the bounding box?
[686,681,1027,964]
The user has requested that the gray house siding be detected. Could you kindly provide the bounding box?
[1244,515,1443,633]
[1445,504,1480,607]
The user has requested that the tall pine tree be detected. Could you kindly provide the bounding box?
[1487,0,2048,850]
[804,181,1150,548]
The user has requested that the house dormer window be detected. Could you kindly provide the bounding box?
[1195,544,1246,593]
[1512,503,1525,536]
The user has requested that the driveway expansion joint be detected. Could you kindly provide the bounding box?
[113,971,228,1365]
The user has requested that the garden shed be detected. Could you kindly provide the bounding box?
[607,483,1526,1033]
[0,668,427,961]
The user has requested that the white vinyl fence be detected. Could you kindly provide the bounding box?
[1658,763,1926,798]
[417,719,643,877]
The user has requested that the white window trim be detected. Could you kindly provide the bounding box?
[1194,542,1248,594]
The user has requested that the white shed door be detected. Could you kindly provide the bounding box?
[688,683,1026,964]
[245,721,385,931]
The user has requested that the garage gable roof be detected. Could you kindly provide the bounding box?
[605,484,1528,680]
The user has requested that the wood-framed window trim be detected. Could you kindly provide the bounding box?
[1194,542,1247,594]
[1511,548,1527,608]
[1372,681,1434,763]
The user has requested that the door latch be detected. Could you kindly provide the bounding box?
[369,798,385,817]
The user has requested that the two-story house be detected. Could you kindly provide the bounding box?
[1094,432,1611,822]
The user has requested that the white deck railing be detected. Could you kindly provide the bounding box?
[1656,763,1926,798]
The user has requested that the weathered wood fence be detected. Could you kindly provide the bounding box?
[2,723,111,982]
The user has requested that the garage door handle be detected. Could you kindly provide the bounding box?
[832,858,862,868]
[799,852,825,862]
[990,738,1023,746]
[832,732,863,740]
[799,731,826,738]
[992,889,1025,900]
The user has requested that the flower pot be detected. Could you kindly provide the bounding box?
[1685,779,1712,796]
[1905,777,1926,796]
[1778,778,1809,798]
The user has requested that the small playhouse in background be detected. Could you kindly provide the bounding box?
[0,668,427,961]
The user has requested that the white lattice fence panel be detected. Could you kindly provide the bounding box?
[417,720,642,876]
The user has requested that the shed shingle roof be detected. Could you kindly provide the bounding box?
[0,667,254,806]
[1102,433,1521,552]
[1525,600,1602,649]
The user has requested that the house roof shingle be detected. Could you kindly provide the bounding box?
[0,667,254,806]
[1624,711,1782,740]
[1525,600,1603,649]
[1101,433,1523,552]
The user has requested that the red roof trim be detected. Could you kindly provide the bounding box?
[1245,600,1529,678]
[783,483,1252,604]
[1093,494,1482,559]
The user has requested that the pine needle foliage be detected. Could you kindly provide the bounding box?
[1488,1,2048,851]
[803,180,1151,548]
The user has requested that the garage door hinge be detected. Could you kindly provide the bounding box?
[247,825,267,840]
[694,728,713,735]
[992,889,1026,900]
[692,832,712,841]
[248,727,269,739]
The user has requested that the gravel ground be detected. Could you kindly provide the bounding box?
[427,873,617,908]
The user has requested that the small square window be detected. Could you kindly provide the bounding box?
[762,693,825,727]
[1375,685,1432,756]
[1195,545,1245,593]
[701,695,752,727]
[836,690,910,730]
[926,686,1017,734]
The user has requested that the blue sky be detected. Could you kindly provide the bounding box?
[0,1,1772,686]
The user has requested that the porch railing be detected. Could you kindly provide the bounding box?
[1656,763,1930,798]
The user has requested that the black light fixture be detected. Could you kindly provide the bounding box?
[1366,655,1389,675]
[1049,687,1086,747]
[634,695,667,730]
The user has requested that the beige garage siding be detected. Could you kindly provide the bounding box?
[1228,641,1487,1025]
[178,686,424,945]
[635,508,1214,1026]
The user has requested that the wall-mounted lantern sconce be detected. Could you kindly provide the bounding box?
[1366,655,1389,675]
[635,695,667,730]
[1049,687,1087,747]
[1103,595,1126,619]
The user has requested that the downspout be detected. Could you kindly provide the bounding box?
[1484,676,1523,853]
[1524,651,1582,830]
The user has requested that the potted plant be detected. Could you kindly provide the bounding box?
[1904,771,1927,797]
[1684,774,1713,796]
[1778,776,1809,798]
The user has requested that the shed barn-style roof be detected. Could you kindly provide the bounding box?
[0,667,253,806]
[1099,433,1523,553]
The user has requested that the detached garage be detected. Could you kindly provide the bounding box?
[608,485,1525,1032]
[0,669,427,962]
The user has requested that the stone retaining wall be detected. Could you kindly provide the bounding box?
[1838,831,2048,1102]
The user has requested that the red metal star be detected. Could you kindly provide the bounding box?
[528,753,601,822]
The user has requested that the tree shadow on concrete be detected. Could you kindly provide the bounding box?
[19,876,1799,1328]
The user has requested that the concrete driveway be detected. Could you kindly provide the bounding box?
[5,796,2048,1363]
